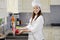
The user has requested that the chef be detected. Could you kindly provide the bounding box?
[17,0,44,40]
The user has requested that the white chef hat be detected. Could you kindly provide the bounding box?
[32,0,41,7]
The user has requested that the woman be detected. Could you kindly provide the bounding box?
[17,0,44,40]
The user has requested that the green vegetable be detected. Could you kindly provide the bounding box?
[16,26,22,28]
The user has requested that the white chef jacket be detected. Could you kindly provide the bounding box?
[26,15,44,40]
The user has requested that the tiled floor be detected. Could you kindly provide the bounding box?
[0,26,60,40]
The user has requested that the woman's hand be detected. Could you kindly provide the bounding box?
[16,30,23,35]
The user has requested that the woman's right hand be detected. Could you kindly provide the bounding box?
[16,30,23,35]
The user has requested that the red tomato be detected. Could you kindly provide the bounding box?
[12,27,19,34]
[15,29,19,34]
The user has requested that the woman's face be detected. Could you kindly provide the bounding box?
[33,5,40,15]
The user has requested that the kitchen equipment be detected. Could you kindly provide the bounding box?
[16,18,20,26]
[0,33,6,40]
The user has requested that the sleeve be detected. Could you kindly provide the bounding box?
[30,16,44,32]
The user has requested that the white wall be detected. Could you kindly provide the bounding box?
[18,0,33,12]
[0,0,7,18]
[7,0,18,13]
[51,0,60,5]
[40,0,50,13]
[18,0,50,13]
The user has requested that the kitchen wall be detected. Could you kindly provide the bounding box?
[19,13,32,24]
[0,0,60,26]
[44,5,60,25]
[0,0,8,18]
[19,5,60,26]
[19,13,50,26]
[50,5,60,23]
[7,0,18,13]
[18,0,50,13]
[51,0,60,5]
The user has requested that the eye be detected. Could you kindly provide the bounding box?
[36,7,38,9]
[33,7,36,9]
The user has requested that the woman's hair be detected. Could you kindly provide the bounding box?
[31,10,42,23]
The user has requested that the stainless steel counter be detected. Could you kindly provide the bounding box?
[5,32,28,40]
